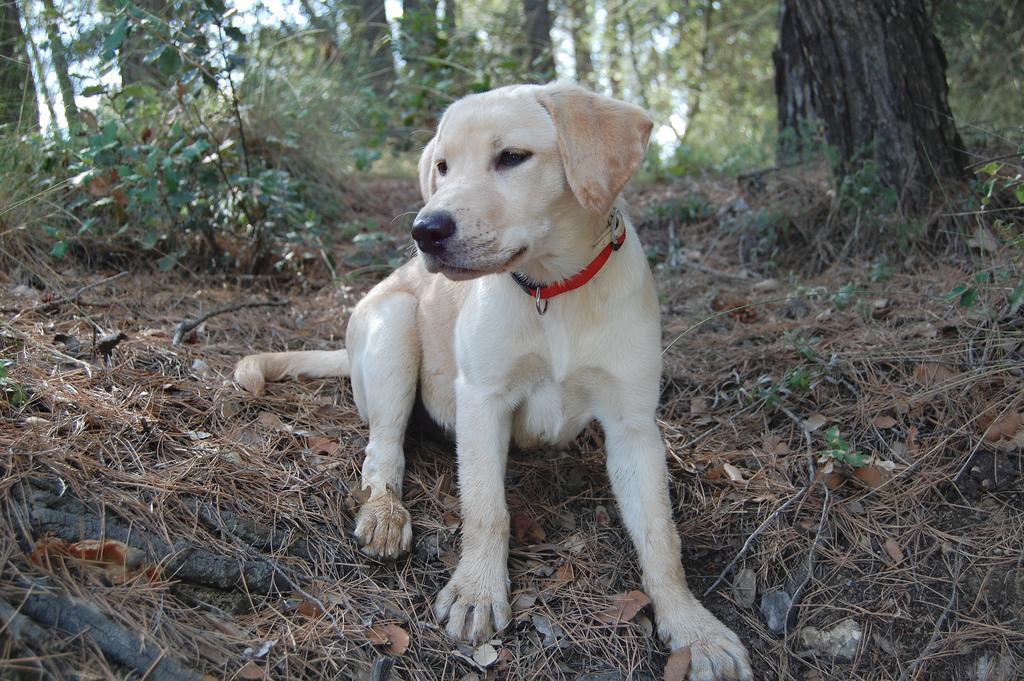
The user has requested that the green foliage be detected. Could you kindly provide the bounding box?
[0,360,27,408]
[15,0,333,272]
[784,365,815,393]
[935,0,1024,139]
[821,426,867,468]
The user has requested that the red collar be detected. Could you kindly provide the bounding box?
[510,211,626,314]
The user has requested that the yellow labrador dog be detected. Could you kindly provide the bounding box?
[235,82,751,681]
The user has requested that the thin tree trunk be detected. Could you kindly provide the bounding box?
[774,0,966,202]
[345,0,395,94]
[39,0,77,127]
[0,0,37,129]
[522,0,555,80]
[401,0,437,73]
[567,0,593,86]
[443,0,455,36]
[773,0,816,158]
[24,7,57,128]
[604,2,622,98]
[680,0,713,145]
[622,5,649,108]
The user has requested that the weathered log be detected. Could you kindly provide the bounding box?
[5,584,201,681]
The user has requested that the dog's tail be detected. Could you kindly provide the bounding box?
[234,349,350,395]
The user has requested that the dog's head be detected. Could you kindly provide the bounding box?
[412,82,652,280]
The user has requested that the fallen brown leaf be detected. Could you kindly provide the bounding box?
[308,436,340,456]
[596,590,651,625]
[803,413,827,432]
[297,600,324,618]
[553,561,574,585]
[981,412,1024,443]
[664,646,692,681]
[883,538,904,563]
[367,624,409,655]
[511,512,546,545]
[236,661,264,679]
[913,363,958,387]
[853,465,886,488]
[872,415,897,429]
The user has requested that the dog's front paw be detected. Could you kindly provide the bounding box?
[434,565,511,643]
[353,488,412,559]
[659,608,752,681]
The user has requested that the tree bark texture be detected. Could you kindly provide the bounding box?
[39,0,78,126]
[774,0,966,200]
[443,0,455,36]
[522,0,555,80]
[0,0,37,129]
[346,0,395,94]
[567,0,593,86]
[401,0,438,74]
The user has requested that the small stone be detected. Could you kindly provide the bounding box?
[732,568,757,608]
[531,614,568,648]
[972,652,1018,681]
[799,618,862,661]
[760,590,792,634]
[845,499,866,515]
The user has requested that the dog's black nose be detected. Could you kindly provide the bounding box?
[411,211,456,255]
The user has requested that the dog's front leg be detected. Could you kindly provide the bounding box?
[434,380,513,643]
[603,419,752,681]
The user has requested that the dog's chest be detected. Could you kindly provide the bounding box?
[512,372,594,448]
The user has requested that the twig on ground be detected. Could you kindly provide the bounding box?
[20,482,285,593]
[14,580,201,681]
[3,270,130,315]
[172,299,289,346]
[703,486,809,597]
[897,552,963,681]
[5,271,129,316]
[705,406,819,597]
[679,255,762,282]
[784,482,831,635]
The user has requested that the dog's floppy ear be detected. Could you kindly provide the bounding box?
[417,136,438,202]
[536,83,653,215]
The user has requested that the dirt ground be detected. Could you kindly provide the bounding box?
[1,177,1022,681]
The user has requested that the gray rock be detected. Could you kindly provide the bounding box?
[972,652,1019,681]
[799,618,862,661]
[732,568,757,608]
[532,614,568,648]
[759,590,792,634]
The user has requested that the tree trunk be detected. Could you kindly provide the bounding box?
[345,0,395,94]
[401,0,437,73]
[566,0,593,86]
[521,0,554,80]
[679,0,713,145]
[120,0,168,86]
[39,0,77,127]
[774,0,966,202]
[622,5,649,109]
[603,5,622,98]
[443,0,455,37]
[24,8,58,128]
[0,0,37,129]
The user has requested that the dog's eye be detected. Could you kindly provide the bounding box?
[496,149,532,170]
[436,160,448,176]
